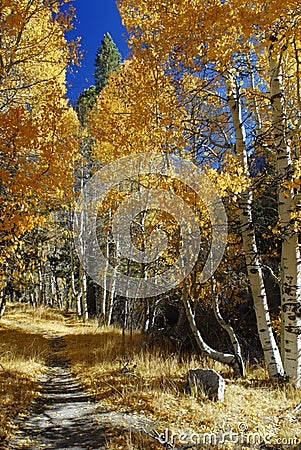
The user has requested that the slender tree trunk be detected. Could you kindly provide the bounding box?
[77,262,87,320]
[100,234,110,324]
[50,273,56,307]
[0,282,10,318]
[37,244,46,305]
[226,77,284,380]
[82,269,88,321]
[182,286,243,377]
[106,227,119,325]
[106,290,115,326]
[0,296,6,318]
[69,249,76,310]
[212,283,245,377]
[76,291,83,318]
[78,160,89,321]
[269,49,301,386]
[100,287,107,325]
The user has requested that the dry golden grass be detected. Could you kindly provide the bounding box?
[65,326,301,449]
[0,312,49,446]
[1,303,301,449]
[0,303,100,447]
[0,302,93,335]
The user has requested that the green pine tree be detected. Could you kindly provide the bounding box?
[94,32,122,93]
[75,85,97,125]
[75,33,122,124]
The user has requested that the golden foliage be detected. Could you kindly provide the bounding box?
[89,53,186,163]
[0,0,80,283]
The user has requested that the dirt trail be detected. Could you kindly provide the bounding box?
[8,335,156,450]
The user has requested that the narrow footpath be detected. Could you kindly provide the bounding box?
[8,335,156,450]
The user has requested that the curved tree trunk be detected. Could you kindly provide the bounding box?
[182,286,244,377]
[212,288,245,377]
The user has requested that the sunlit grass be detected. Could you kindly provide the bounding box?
[1,303,301,449]
[0,316,49,446]
[66,325,301,449]
[0,303,101,446]
[0,302,98,335]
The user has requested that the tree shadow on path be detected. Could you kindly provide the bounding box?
[8,336,146,450]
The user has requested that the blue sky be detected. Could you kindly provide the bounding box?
[67,0,129,104]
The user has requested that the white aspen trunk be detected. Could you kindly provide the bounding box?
[101,208,113,324]
[70,250,76,310]
[78,262,88,321]
[106,234,119,326]
[30,292,35,307]
[226,78,284,380]
[77,203,86,319]
[182,287,243,377]
[50,273,56,307]
[101,289,107,324]
[106,290,114,326]
[0,282,10,318]
[82,270,88,321]
[37,244,45,305]
[0,294,6,318]
[212,286,245,377]
[76,290,83,318]
[101,238,109,323]
[77,160,89,322]
[269,51,301,387]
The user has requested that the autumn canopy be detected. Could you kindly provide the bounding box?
[1,0,301,388]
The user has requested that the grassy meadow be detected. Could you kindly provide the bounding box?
[0,303,300,449]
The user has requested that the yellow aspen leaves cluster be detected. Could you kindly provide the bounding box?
[0,0,80,284]
[89,53,186,163]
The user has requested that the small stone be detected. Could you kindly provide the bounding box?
[185,368,225,402]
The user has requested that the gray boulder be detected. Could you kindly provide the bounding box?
[185,368,225,401]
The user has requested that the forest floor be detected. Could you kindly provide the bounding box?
[7,334,155,449]
[0,304,301,449]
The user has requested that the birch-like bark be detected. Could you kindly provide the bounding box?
[0,282,9,318]
[212,290,245,377]
[106,233,119,326]
[77,160,89,321]
[226,78,284,380]
[70,248,76,310]
[269,49,301,387]
[50,273,56,307]
[0,295,6,318]
[182,287,243,377]
[80,263,89,321]
[100,227,110,324]
[77,262,87,320]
